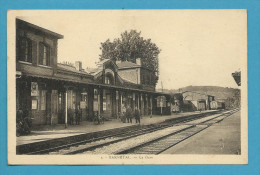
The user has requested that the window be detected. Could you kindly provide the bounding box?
[105,76,111,84]
[39,43,50,66]
[94,89,98,100]
[17,37,32,63]
[105,74,114,85]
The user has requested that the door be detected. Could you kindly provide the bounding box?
[106,93,112,117]
[81,93,88,121]
[103,89,112,118]
[51,90,58,124]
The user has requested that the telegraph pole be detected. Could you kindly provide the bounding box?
[160,81,164,115]
[161,81,163,92]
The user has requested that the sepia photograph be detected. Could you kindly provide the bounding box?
[7,10,247,165]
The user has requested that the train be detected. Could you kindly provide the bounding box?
[210,101,226,110]
[170,92,227,113]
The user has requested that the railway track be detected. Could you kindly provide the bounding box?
[45,109,238,155]
[17,110,219,154]
[118,109,239,154]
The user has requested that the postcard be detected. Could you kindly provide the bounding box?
[7,10,247,164]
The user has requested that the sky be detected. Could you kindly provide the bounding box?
[16,10,246,90]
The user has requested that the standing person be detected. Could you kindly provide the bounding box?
[17,108,23,124]
[16,108,23,136]
[149,106,152,118]
[119,112,124,123]
[134,107,140,124]
[118,112,122,121]
[75,105,80,125]
[23,108,31,130]
[85,106,88,121]
[121,105,126,123]
[126,105,132,123]
[125,105,129,123]
[129,107,133,123]
[68,108,73,125]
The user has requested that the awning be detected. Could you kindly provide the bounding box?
[21,73,170,96]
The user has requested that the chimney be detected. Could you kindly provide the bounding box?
[136,58,141,65]
[75,61,82,71]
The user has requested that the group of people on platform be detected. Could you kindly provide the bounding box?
[16,104,143,136]
[68,105,81,125]
[119,105,141,124]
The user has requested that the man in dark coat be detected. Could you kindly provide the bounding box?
[75,105,81,125]
[17,108,23,123]
[126,105,132,123]
[134,107,140,124]
[119,112,125,123]
[121,105,126,123]
[68,108,74,125]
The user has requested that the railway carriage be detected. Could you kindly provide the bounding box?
[210,101,225,110]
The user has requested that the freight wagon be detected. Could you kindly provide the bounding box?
[197,100,206,111]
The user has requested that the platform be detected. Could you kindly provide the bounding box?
[161,110,241,154]
[17,110,217,146]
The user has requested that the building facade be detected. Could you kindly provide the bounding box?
[16,19,171,127]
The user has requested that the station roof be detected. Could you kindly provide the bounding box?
[57,63,92,77]
[116,61,141,69]
[96,59,112,66]
[85,67,102,75]
[16,18,64,39]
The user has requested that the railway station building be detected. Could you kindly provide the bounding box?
[16,19,171,126]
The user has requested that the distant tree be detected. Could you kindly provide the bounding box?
[99,30,160,83]
[233,89,241,107]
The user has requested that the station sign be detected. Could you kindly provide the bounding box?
[103,102,107,110]
[31,82,39,96]
[157,96,166,107]
[80,101,86,109]
[31,99,38,109]
[93,101,98,111]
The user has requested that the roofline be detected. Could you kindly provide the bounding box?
[21,73,170,96]
[118,66,157,73]
[98,59,118,67]
[57,67,93,78]
[118,65,141,70]
[16,18,64,39]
